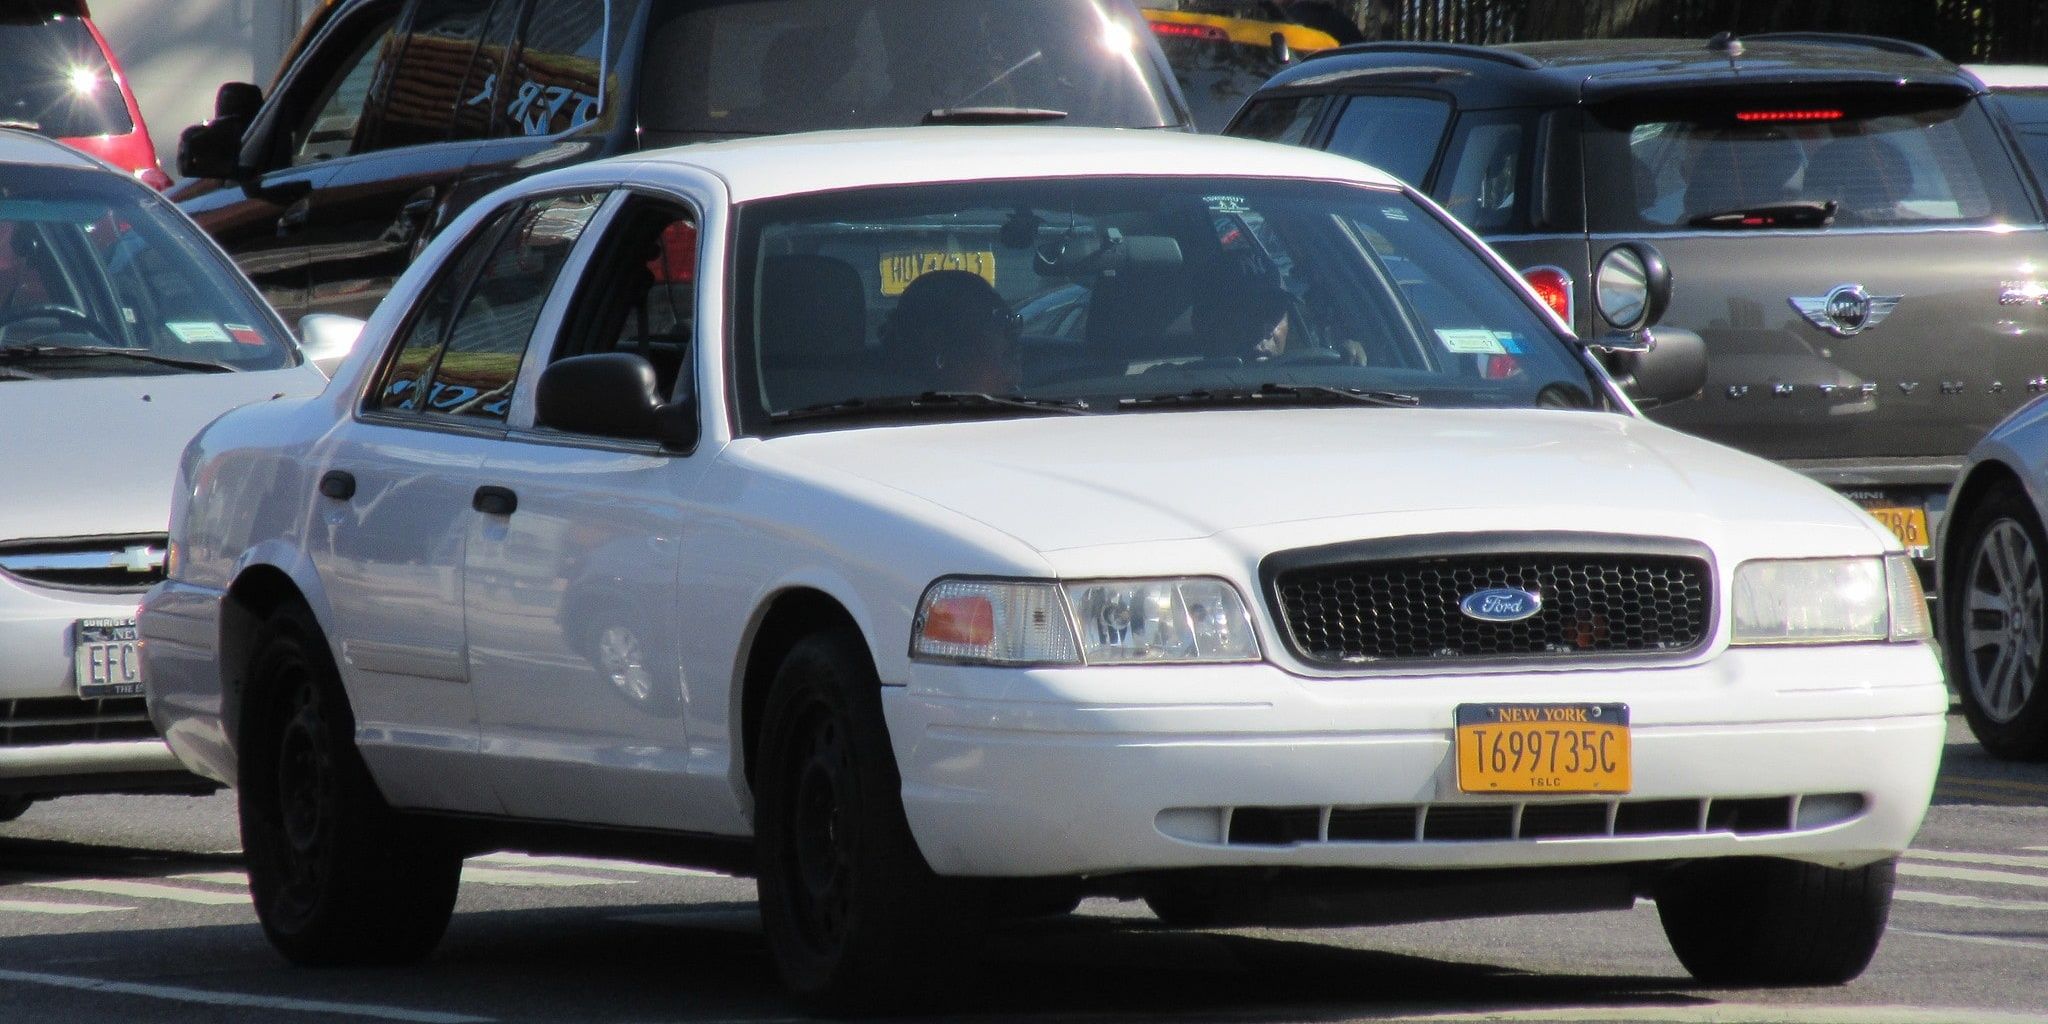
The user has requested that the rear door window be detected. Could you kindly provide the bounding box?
[502,0,616,137]
[1991,91,2048,196]
[1230,95,1330,145]
[289,6,401,165]
[376,0,496,149]
[1584,95,2033,232]
[1322,94,1452,186]
[1434,110,1529,233]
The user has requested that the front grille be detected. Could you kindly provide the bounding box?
[1268,537,1711,667]
[0,535,167,592]
[0,697,157,747]
[1207,793,1862,847]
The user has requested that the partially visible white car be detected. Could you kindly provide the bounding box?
[140,127,1946,1010]
[0,129,325,822]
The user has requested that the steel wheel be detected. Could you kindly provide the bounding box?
[1962,518,2045,724]
[788,700,857,953]
[273,673,339,921]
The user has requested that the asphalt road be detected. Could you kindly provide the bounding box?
[0,712,2042,1024]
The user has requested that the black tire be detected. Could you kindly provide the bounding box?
[1944,484,2048,760]
[753,627,978,1013]
[0,795,33,823]
[238,605,463,966]
[1656,857,1894,986]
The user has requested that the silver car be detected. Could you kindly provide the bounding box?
[0,130,326,820]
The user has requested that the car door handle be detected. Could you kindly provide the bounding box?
[401,187,438,219]
[473,485,518,516]
[318,470,355,501]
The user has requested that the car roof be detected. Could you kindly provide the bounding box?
[0,128,107,170]
[1965,64,2048,90]
[626,126,1405,204]
[1258,36,1978,107]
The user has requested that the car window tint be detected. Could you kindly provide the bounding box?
[1992,91,2048,195]
[423,192,604,420]
[1435,110,1526,233]
[448,0,521,141]
[1584,97,2032,232]
[371,205,512,412]
[292,13,400,165]
[0,13,132,138]
[1230,95,1329,145]
[502,0,614,137]
[553,197,697,401]
[376,0,495,149]
[1324,95,1452,186]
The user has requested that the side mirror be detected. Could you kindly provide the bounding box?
[1591,241,1671,338]
[1269,31,1294,65]
[1614,326,1707,408]
[536,353,697,449]
[175,82,262,180]
[297,313,365,377]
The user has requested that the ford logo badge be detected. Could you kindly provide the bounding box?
[1460,588,1542,623]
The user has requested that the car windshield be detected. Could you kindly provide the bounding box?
[732,176,1606,432]
[639,0,1187,139]
[0,165,296,377]
[0,12,132,139]
[1584,94,2032,232]
[1147,18,1299,133]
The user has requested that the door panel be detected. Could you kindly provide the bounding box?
[175,164,343,326]
[306,142,484,321]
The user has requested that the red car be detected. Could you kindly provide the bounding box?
[1,1,167,190]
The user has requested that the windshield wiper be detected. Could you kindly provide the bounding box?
[771,391,1092,424]
[0,345,238,373]
[922,107,1068,126]
[1686,200,1836,230]
[1120,383,1421,410]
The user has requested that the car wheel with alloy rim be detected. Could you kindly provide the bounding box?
[1945,484,2048,760]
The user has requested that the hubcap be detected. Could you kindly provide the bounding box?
[786,706,856,952]
[274,677,336,911]
[1964,519,2045,723]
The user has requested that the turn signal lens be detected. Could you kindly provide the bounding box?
[911,579,1081,665]
[1522,266,1573,323]
[921,595,994,647]
[1885,553,1933,642]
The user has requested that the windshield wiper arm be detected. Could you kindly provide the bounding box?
[1120,383,1420,410]
[1685,200,1836,230]
[0,345,238,373]
[771,391,1092,423]
[922,107,1068,126]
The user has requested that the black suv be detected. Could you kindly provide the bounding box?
[1229,34,2048,563]
[172,0,1191,327]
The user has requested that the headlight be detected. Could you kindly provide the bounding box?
[1730,555,1930,645]
[910,576,1261,666]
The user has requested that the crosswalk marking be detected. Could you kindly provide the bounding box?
[0,968,494,1023]
[0,899,130,915]
[1905,849,2048,871]
[167,871,251,887]
[1898,863,2048,890]
[458,867,621,888]
[1896,890,2048,912]
[28,879,250,906]
[1893,927,2048,953]
[469,853,727,878]
[1377,1003,2048,1023]
[1937,775,2048,796]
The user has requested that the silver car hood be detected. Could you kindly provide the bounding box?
[0,367,323,543]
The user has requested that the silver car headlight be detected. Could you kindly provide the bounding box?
[1730,554,1930,645]
[910,577,1261,666]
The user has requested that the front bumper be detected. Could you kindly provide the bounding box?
[884,643,1947,878]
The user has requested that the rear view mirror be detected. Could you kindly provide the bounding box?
[176,82,261,180]
[297,313,364,377]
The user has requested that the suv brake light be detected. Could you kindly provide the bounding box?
[1734,109,1843,123]
[1522,266,1573,323]
[1149,21,1229,42]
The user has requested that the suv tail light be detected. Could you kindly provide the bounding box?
[1149,21,1229,42]
[1521,266,1573,324]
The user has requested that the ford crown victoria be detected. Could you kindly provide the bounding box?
[138,128,1946,1009]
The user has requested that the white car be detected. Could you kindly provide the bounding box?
[139,127,1947,1009]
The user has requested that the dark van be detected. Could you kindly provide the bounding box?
[172,0,1190,327]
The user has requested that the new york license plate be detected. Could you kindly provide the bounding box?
[1864,505,1930,552]
[73,617,143,699]
[1456,703,1630,794]
[879,250,998,296]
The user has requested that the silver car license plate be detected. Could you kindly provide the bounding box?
[73,617,143,699]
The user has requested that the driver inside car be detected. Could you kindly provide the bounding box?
[881,269,1020,395]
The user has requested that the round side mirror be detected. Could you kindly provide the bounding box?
[1593,242,1671,333]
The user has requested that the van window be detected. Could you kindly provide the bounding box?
[448,0,521,141]
[639,0,1184,140]
[1324,95,1452,187]
[378,0,497,149]
[501,0,619,137]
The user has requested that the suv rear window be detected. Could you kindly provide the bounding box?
[1583,95,2032,232]
[0,12,132,139]
[1991,91,2048,195]
[639,0,1184,139]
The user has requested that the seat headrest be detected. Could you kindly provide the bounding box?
[759,254,866,367]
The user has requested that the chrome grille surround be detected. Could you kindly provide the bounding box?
[1262,533,1715,670]
[0,534,168,593]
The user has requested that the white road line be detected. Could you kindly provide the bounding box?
[1897,889,2048,912]
[1906,849,2048,871]
[458,866,622,888]
[0,968,493,1023]
[470,853,727,878]
[28,880,250,906]
[0,899,130,915]
[1377,1004,2048,1023]
[611,908,761,933]
[166,871,250,887]
[1893,927,2048,953]
[1899,863,2048,890]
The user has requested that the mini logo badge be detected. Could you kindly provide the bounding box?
[1790,284,1901,338]
[1460,588,1542,623]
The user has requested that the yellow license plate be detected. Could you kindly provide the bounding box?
[880,250,998,296]
[1864,505,1930,549]
[1456,703,1630,794]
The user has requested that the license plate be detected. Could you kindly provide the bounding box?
[73,618,143,699]
[1455,703,1630,794]
[879,250,997,296]
[1863,505,1930,551]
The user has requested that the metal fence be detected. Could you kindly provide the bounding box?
[1339,0,2048,62]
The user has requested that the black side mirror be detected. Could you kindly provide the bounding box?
[175,82,262,180]
[1269,32,1294,65]
[536,353,697,449]
[1614,326,1708,408]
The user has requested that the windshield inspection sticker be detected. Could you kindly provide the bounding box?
[1436,328,1508,355]
[224,323,265,346]
[1205,195,1251,215]
[166,321,231,344]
